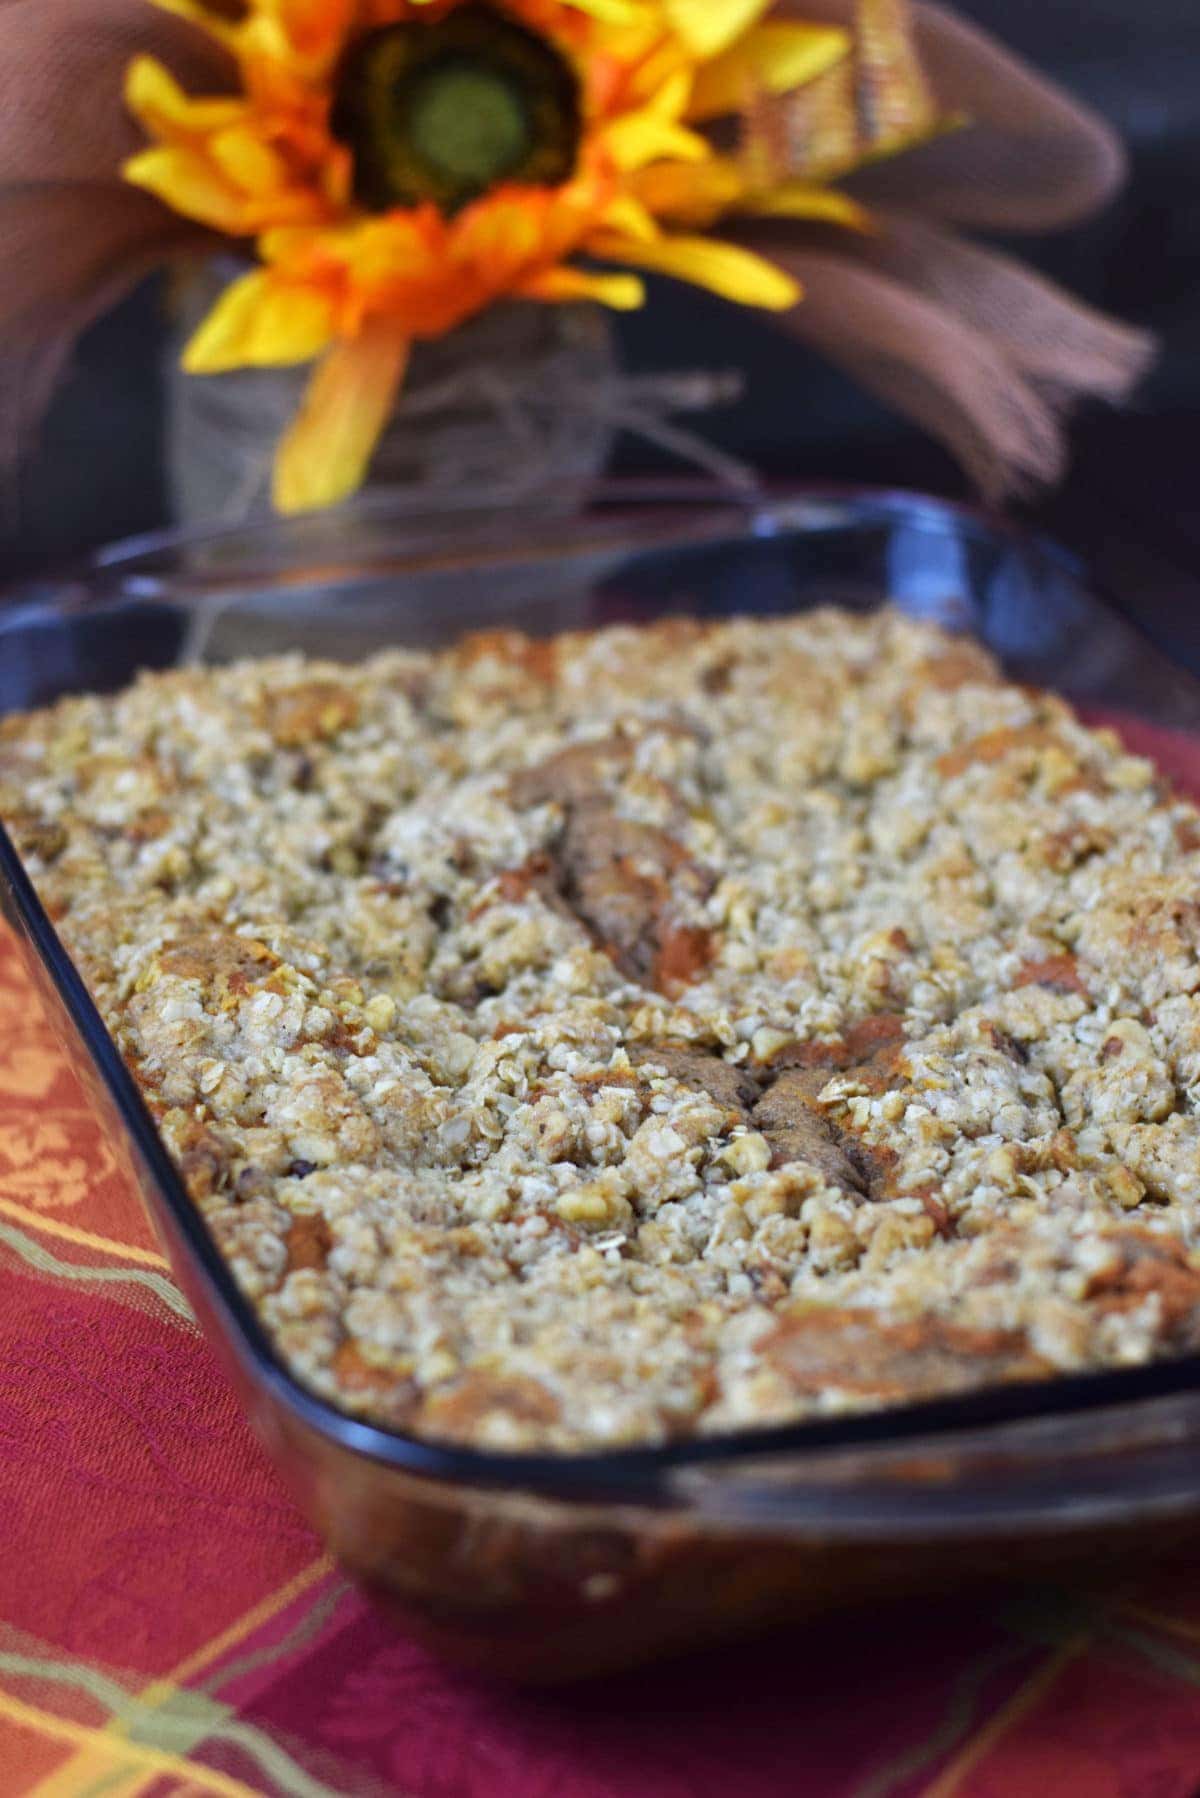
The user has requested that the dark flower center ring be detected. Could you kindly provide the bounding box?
[332,5,582,216]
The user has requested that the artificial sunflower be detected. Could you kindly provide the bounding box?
[0,0,1152,521]
[122,0,941,512]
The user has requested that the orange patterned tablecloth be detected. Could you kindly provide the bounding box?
[4,715,1200,1798]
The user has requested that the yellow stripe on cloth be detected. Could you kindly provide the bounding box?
[0,1196,170,1269]
[2,1642,347,1798]
[29,1556,335,1798]
[0,1688,265,1798]
[164,1554,336,1686]
[919,1635,1090,1798]
[1121,1604,1200,1647]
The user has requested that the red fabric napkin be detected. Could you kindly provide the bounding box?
[4,714,1200,1798]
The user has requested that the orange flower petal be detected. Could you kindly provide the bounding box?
[260,224,354,268]
[268,0,356,62]
[236,16,320,112]
[339,213,446,300]
[273,322,410,513]
[453,191,553,280]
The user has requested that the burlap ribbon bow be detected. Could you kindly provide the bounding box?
[0,0,1154,505]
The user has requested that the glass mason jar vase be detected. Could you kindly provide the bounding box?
[165,255,623,527]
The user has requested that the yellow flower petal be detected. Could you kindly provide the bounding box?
[209,125,293,199]
[125,55,247,143]
[125,143,326,232]
[259,224,352,268]
[689,24,851,121]
[646,66,696,123]
[596,193,662,243]
[600,112,708,173]
[625,38,691,107]
[518,267,647,310]
[632,158,747,227]
[123,146,253,234]
[601,60,709,169]
[589,231,801,310]
[560,0,645,21]
[633,156,871,233]
[738,182,872,230]
[183,269,337,372]
[663,0,772,59]
[273,323,410,514]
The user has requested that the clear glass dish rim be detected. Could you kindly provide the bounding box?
[6,477,1079,612]
[5,477,1200,1505]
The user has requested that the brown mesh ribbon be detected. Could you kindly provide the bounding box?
[748,0,1155,497]
[781,0,1129,227]
[0,0,223,475]
[760,0,941,182]
[0,0,1155,507]
[752,226,1142,499]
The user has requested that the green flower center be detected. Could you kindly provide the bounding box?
[409,64,530,187]
[332,6,582,216]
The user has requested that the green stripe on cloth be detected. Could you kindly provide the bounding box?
[0,1218,193,1322]
[0,1648,348,1798]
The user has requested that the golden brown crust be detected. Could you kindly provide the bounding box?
[6,610,1200,1449]
[763,1308,1049,1401]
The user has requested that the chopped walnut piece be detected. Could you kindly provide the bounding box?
[286,1213,333,1271]
[266,682,360,747]
[1014,954,1090,998]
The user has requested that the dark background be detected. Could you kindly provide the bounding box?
[5,0,1198,658]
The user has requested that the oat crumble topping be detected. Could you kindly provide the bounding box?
[5,611,1200,1451]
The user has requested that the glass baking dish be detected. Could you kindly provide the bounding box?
[5,481,1200,1681]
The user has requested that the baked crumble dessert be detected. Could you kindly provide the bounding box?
[5,611,1200,1451]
